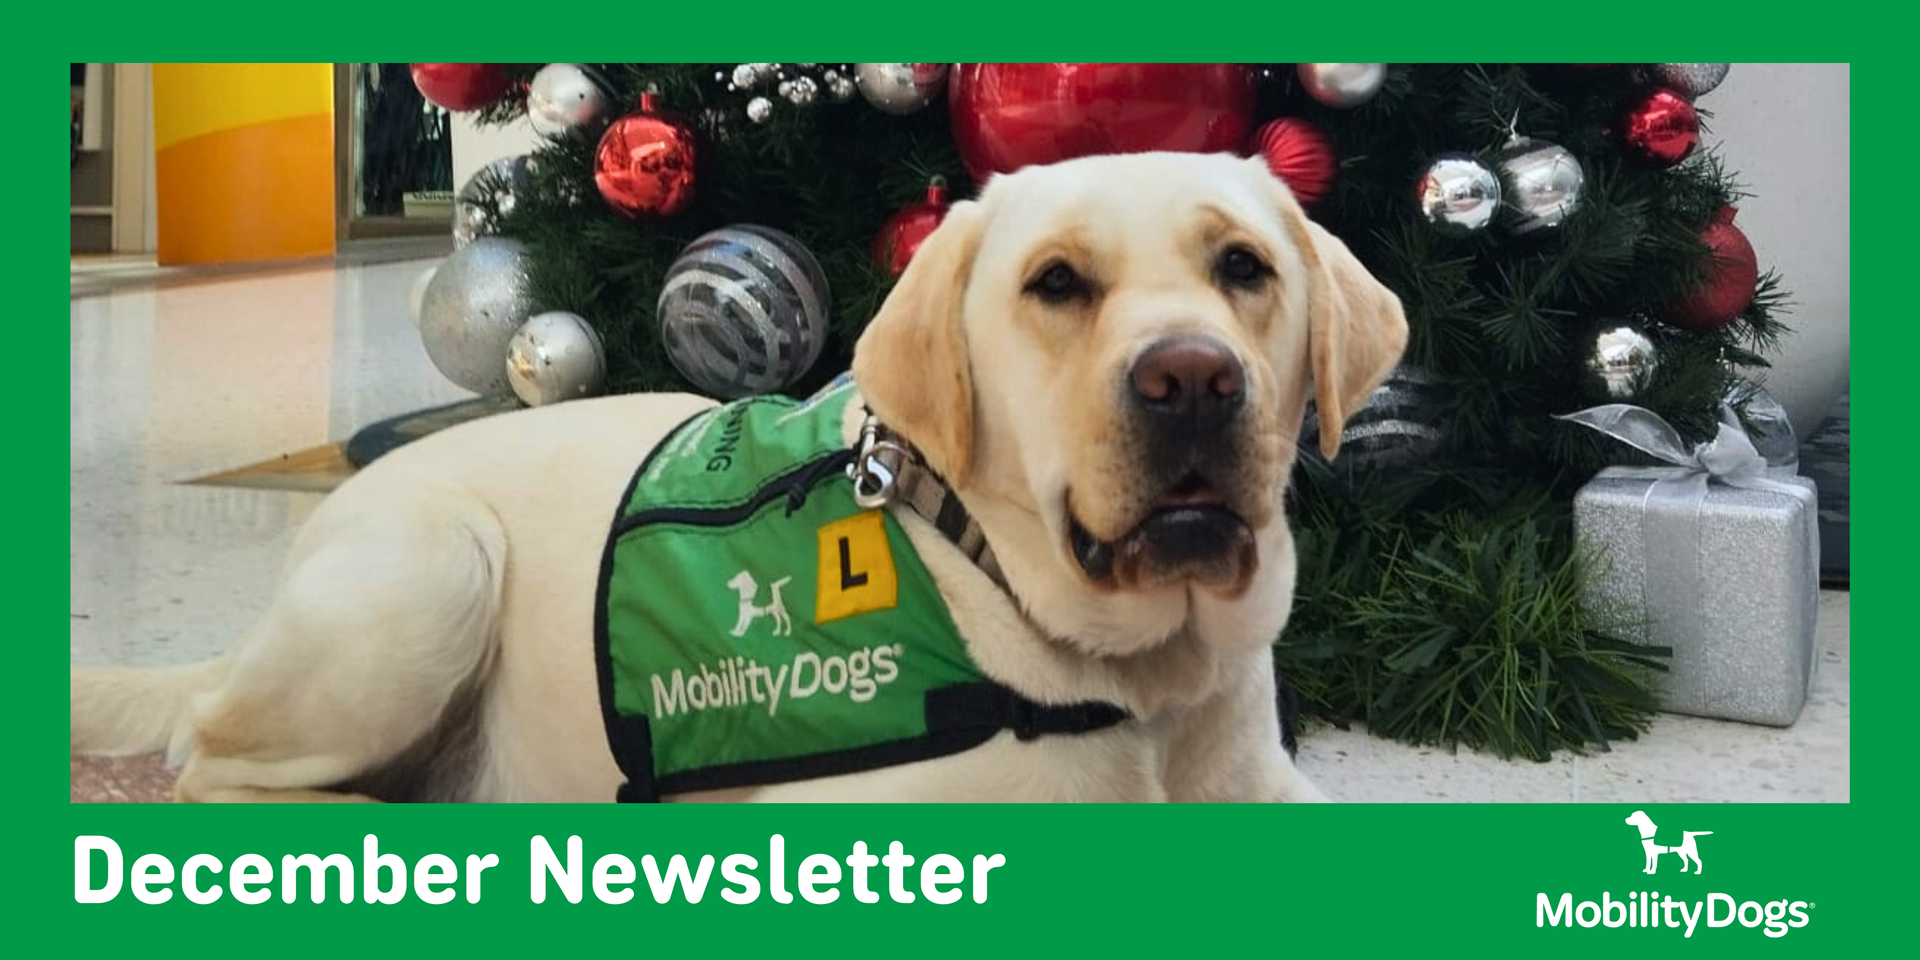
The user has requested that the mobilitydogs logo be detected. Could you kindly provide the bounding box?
[648,559,906,719]
[1535,811,1814,938]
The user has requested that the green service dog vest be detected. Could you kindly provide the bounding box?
[594,378,1129,802]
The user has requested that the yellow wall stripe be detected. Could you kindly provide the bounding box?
[153,63,333,152]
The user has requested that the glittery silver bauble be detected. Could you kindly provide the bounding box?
[1497,136,1584,234]
[1298,63,1386,108]
[407,264,437,328]
[1300,365,1444,470]
[1643,63,1730,99]
[1583,321,1659,400]
[746,96,774,124]
[780,76,819,106]
[855,63,948,114]
[418,237,536,395]
[658,225,832,399]
[505,310,607,406]
[731,63,770,90]
[527,63,614,138]
[824,70,856,103]
[452,155,533,249]
[1415,154,1501,235]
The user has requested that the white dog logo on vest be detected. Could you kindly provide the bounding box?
[727,569,793,637]
[1625,810,1712,875]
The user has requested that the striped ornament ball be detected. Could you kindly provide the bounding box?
[1299,365,1445,472]
[657,225,832,399]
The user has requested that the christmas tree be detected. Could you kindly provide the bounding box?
[421,63,1788,760]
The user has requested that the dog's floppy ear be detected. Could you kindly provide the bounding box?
[1301,217,1408,459]
[852,200,984,486]
[1261,167,1409,460]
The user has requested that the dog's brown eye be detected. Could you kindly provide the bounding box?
[1026,262,1092,304]
[1216,246,1271,290]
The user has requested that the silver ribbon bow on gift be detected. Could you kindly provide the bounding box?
[1557,402,1808,491]
[1556,403,1820,693]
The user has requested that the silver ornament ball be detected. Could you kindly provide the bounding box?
[731,63,768,90]
[418,237,537,396]
[1301,365,1445,471]
[1298,63,1387,108]
[781,76,819,106]
[505,311,608,406]
[1497,137,1584,234]
[1644,63,1730,99]
[527,63,614,139]
[855,63,948,115]
[1416,154,1502,235]
[452,200,489,250]
[746,96,774,124]
[407,265,437,328]
[824,71,856,103]
[452,155,533,249]
[1584,322,1659,400]
[657,225,832,399]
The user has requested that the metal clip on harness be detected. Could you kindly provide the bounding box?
[848,412,910,509]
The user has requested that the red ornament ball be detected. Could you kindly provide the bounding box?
[949,63,1256,182]
[873,178,952,276]
[1620,87,1700,167]
[1250,118,1336,209]
[593,93,698,219]
[1661,206,1759,331]
[410,63,512,112]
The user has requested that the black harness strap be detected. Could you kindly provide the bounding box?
[926,683,1132,742]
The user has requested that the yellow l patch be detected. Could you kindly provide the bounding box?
[815,511,899,624]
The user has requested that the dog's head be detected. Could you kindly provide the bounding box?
[854,152,1406,656]
[1626,810,1655,832]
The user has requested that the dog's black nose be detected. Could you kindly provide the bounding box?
[1129,336,1246,431]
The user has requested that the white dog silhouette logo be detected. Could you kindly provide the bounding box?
[727,569,793,637]
[1625,810,1712,875]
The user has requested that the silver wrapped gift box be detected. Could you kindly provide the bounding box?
[1564,404,1820,726]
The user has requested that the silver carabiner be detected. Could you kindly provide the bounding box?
[850,439,909,509]
[847,412,909,509]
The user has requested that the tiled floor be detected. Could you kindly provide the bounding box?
[69,258,1851,803]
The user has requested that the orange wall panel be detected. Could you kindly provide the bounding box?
[153,64,334,265]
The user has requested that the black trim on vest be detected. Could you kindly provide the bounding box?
[596,401,1133,803]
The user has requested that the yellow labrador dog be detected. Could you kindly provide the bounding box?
[71,152,1405,802]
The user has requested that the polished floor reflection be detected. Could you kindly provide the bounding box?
[71,257,465,669]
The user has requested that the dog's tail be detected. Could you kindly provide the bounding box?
[1684,831,1713,840]
[71,657,227,761]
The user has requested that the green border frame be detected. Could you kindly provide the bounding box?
[40,27,1870,956]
